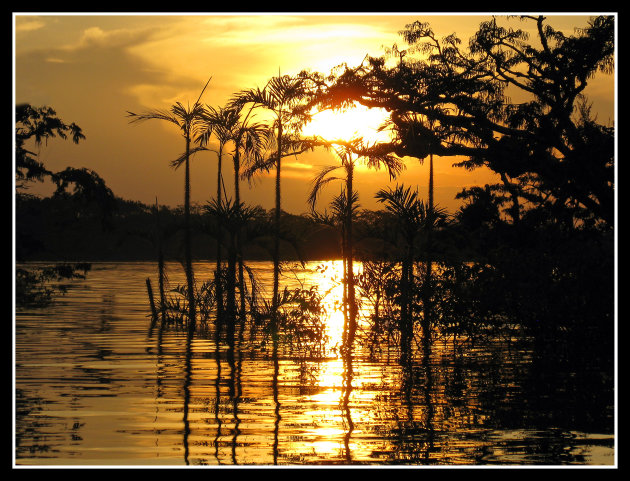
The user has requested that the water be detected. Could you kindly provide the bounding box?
[14,261,615,466]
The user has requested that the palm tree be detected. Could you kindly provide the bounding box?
[380,108,444,351]
[127,78,211,335]
[196,105,239,324]
[200,102,270,322]
[330,189,359,350]
[230,74,308,324]
[376,184,423,360]
[198,104,238,213]
[204,198,256,341]
[308,145,358,346]
[309,139,403,350]
[227,104,269,320]
[229,106,269,321]
[375,184,448,362]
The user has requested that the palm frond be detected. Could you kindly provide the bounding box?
[330,189,360,219]
[281,135,319,157]
[126,109,181,128]
[196,104,241,147]
[307,164,342,210]
[240,121,272,154]
[375,183,449,236]
[229,86,271,111]
[230,75,308,120]
[195,76,212,105]
[169,146,209,169]
[242,155,276,182]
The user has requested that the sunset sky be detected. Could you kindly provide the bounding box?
[13,13,616,215]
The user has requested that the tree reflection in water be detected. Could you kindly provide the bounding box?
[213,323,222,464]
[341,349,354,463]
[36,261,609,466]
[182,328,192,465]
[158,261,609,464]
[272,335,281,464]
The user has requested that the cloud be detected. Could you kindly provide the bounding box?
[15,19,46,32]
[199,16,388,47]
[74,25,156,50]
[284,162,313,171]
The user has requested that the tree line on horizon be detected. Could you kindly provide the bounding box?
[16,15,615,374]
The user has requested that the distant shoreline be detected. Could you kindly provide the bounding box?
[15,257,343,264]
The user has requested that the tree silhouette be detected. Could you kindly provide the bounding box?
[127,78,211,334]
[204,198,257,339]
[230,74,309,325]
[195,104,234,321]
[308,138,403,351]
[15,104,118,306]
[375,184,448,363]
[15,104,85,188]
[203,102,269,322]
[305,16,614,227]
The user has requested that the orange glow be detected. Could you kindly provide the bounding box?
[314,261,347,349]
[13,14,613,214]
[303,105,392,145]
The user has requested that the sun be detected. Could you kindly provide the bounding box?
[302,104,392,144]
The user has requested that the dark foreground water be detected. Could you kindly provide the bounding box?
[14,261,615,466]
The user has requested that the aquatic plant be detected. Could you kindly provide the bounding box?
[127,78,212,335]
[231,74,311,324]
[249,284,329,359]
[16,263,91,308]
[374,184,449,362]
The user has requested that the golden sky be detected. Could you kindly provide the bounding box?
[14,13,615,214]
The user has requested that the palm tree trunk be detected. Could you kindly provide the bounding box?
[272,122,282,328]
[156,201,166,327]
[428,153,434,212]
[184,133,196,335]
[226,230,237,336]
[422,153,434,354]
[215,146,224,323]
[340,221,348,349]
[345,164,356,350]
[233,152,246,322]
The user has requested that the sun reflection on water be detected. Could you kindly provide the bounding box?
[312,260,355,351]
[15,261,614,465]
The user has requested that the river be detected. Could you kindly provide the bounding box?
[14,261,615,466]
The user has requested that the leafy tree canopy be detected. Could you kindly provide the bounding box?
[300,15,614,227]
[15,104,85,186]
